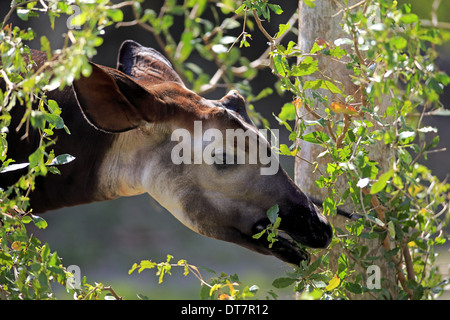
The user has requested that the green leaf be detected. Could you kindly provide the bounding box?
[129,263,139,274]
[370,169,393,194]
[31,214,48,229]
[0,252,13,267]
[276,23,290,39]
[44,113,65,129]
[266,204,279,224]
[272,277,296,288]
[303,79,322,90]
[303,0,316,8]
[279,144,292,156]
[16,8,30,21]
[345,282,363,294]
[302,131,330,144]
[273,54,289,77]
[138,260,157,273]
[235,4,246,14]
[0,162,29,173]
[273,113,293,132]
[268,4,283,15]
[178,32,194,62]
[291,57,318,76]
[400,13,418,24]
[252,230,266,239]
[29,148,44,168]
[71,12,88,28]
[307,255,322,275]
[49,154,76,166]
[387,220,395,238]
[390,36,407,50]
[322,80,343,95]
[278,103,296,121]
[107,9,124,22]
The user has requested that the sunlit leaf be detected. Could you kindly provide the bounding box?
[325,274,340,291]
[278,102,296,121]
[330,102,358,115]
[370,169,393,194]
[49,154,76,166]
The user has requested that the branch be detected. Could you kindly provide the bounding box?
[252,9,274,44]
[301,102,337,143]
[108,1,135,10]
[251,9,276,71]
[232,11,298,77]
[335,114,351,148]
[362,187,415,299]
[102,286,123,300]
[402,245,416,282]
[2,0,39,28]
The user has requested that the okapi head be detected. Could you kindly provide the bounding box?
[6,40,333,265]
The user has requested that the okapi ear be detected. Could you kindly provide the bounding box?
[219,90,253,125]
[74,61,213,133]
[73,63,156,133]
[117,40,185,87]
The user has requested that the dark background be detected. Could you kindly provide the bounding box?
[1,0,448,299]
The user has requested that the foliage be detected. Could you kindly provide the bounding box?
[1,0,449,300]
[269,0,450,299]
[129,254,263,300]
[0,0,127,300]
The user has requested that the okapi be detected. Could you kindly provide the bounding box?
[1,40,332,265]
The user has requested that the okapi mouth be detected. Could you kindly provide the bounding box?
[252,222,309,265]
[252,206,333,265]
[270,230,310,265]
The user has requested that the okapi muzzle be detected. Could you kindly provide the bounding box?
[1,40,332,265]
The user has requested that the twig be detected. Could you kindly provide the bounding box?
[198,69,225,95]
[420,19,450,30]
[252,9,275,70]
[1,0,38,29]
[252,9,274,44]
[332,0,366,18]
[108,1,135,10]
[302,102,337,143]
[102,286,123,300]
[227,9,248,53]
[232,11,298,76]
[335,114,351,148]
[402,245,416,282]
[362,187,415,299]
[295,154,324,176]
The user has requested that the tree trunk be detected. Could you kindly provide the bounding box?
[295,0,397,299]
